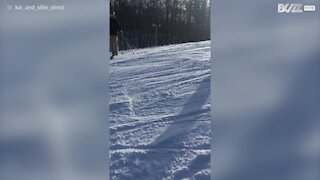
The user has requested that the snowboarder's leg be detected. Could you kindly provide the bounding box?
[110,36,114,59]
[115,36,119,56]
[110,35,119,57]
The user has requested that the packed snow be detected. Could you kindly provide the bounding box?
[110,41,211,180]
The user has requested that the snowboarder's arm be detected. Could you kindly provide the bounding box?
[116,20,122,32]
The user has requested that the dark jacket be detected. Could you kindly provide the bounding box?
[110,16,122,36]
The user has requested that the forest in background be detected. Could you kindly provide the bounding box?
[111,0,210,50]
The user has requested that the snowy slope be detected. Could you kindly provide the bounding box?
[110,41,211,180]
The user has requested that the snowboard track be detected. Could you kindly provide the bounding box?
[110,41,211,180]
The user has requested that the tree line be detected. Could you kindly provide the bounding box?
[111,0,210,50]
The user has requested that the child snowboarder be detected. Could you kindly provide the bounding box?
[110,12,122,59]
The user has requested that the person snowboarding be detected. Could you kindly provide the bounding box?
[110,12,122,59]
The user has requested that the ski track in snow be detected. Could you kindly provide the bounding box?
[110,41,211,180]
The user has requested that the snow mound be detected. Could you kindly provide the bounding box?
[110,41,211,179]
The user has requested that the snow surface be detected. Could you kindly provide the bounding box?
[110,41,211,180]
